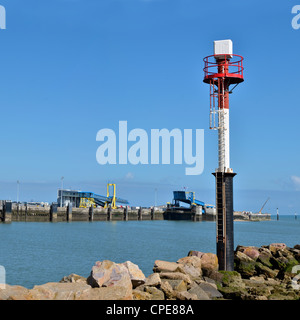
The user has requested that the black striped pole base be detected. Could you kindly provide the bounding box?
[212,171,236,271]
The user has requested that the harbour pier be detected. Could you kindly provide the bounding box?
[0,201,164,223]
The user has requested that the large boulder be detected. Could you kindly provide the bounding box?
[87,260,115,287]
[200,253,218,271]
[153,260,182,273]
[1,277,134,301]
[188,283,210,300]
[241,247,260,260]
[236,250,255,263]
[255,262,278,279]
[257,249,273,268]
[87,260,133,299]
[0,285,30,300]
[145,273,161,287]
[177,256,202,280]
[76,286,133,300]
[234,251,256,278]
[188,251,218,272]
[217,271,247,299]
[235,261,256,278]
[203,269,224,283]
[165,279,187,292]
[160,280,175,299]
[122,261,146,288]
[219,271,245,289]
[197,282,223,299]
[26,282,92,300]
[270,255,299,273]
[177,256,202,269]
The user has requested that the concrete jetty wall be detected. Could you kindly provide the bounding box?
[233,211,271,221]
[1,204,164,222]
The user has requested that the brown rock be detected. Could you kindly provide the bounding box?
[255,262,278,279]
[165,279,187,292]
[203,277,218,289]
[87,260,116,287]
[199,253,218,271]
[242,247,260,260]
[177,256,202,269]
[202,269,224,282]
[160,280,175,299]
[102,265,132,290]
[188,284,210,300]
[132,289,152,300]
[26,282,91,300]
[175,291,198,300]
[234,251,256,277]
[87,260,132,291]
[0,285,30,300]
[177,256,202,280]
[178,265,202,281]
[145,286,165,300]
[153,260,182,273]
[218,285,247,300]
[236,250,255,263]
[220,271,245,289]
[257,250,273,268]
[159,272,192,284]
[76,286,133,300]
[145,273,161,287]
[198,282,223,299]
[122,261,146,288]
[134,284,145,292]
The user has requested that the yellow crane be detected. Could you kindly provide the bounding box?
[258,197,270,214]
[104,183,117,209]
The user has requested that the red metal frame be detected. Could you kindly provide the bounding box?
[204,53,244,129]
[203,54,244,85]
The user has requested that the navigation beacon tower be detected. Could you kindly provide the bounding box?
[203,40,244,270]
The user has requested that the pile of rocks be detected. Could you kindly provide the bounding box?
[0,243,299,300]
[230,243,300,300]
[133,252,222,300]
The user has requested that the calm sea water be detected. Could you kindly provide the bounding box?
[0,215,299,289]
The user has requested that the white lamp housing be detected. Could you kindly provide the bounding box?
[214,39,233,59]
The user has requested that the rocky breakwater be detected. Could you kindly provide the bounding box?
[230,243,300,300]
[0,243,299,300]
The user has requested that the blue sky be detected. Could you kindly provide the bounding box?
[0,0,299,214]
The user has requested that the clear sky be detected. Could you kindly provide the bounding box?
[0,0,299,214]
